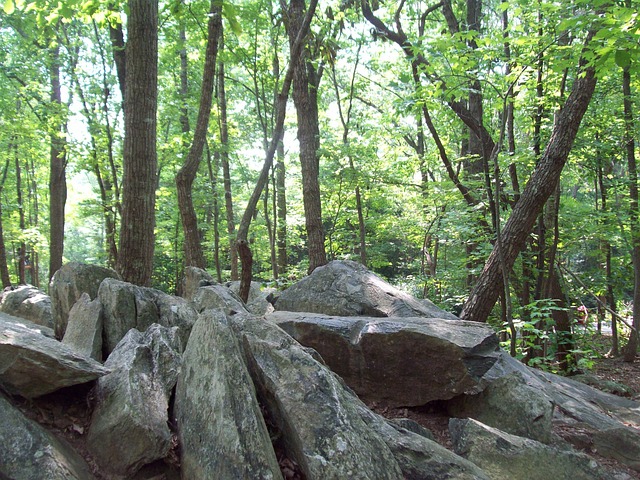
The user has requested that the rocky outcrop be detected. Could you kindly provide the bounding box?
[270,311,501,406]
[449,418,624,480]
[50,262,120,339]
[226,280,275,315]
[447,371,555,443]
[190,283,248,316]
[0,313,109,398]
[87,324,183,477]
[274,260,458,319]
[0,284,53,328]
[98,278,196,354]
[0,392,95,480]
[175,309,282,479]
[181,266,216,301]
[61,293,103,361]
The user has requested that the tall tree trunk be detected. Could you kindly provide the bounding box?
[460,60,597,322]
[217,46,238,280]
[276,135,288,275]
[117,0,159,286]
[623,63,640,361]
[176,1,223,269]
[286,0,327,274]
[49,42,67,280]
[236,0,318,302]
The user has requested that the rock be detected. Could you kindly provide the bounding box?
[270,311,501,406]
[483,352,640,471]
[0,392,95,479]
[98,278,196,354]
[387,418,436,441]
[572,373,635,397]
[50,262,120,339]
[0,284,53,328]
[61,293,103,361]
[181,266,215,301]
[231,313,404,480]
[447,371,555,443]
[0,312,109,398]
[1,314,55,338]
[174,309,282,479]
[226,280,275,315]
[87,324,183,477]
[274,260,458,319]
[191,283,248,316]
[449,418,622,480]
[356,405,490,480]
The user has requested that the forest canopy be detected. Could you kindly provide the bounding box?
[1,0,639,363]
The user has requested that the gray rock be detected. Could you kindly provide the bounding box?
[231,313,403,480]
[1,314,55,338]
[191,283,248,316]
[274,260,458,319]
[356,405,490,480]
[175,309,282,480]
[0,392,95,479]
[181,266,216,301]
[62,293,103,361]
[98,278,196,354]
[87,324,183,477]
[226,281,275,315]
[0,284,53,328]
[0,312,109,398]
[388,418,436,441]
[50,262,120,339]
[447,371,555,443]
[270,311,501,406]
[449,418,622,480]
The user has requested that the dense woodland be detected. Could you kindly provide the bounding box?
[1,0,639,368]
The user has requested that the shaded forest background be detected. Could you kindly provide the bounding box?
[1,0,639,367]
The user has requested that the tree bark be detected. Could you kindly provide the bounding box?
[460,63,597,322]
[49,42,67,280]
[176,0,223,269]
[286,0,327,274]
[117,0,159,286]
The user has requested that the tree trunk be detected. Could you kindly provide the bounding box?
[176,1,222,269]
[623,64,640,361]
[287,0,327,274]
[49,42,66,281]
[460,63,597,322]
[276,136,288,275]
[236,0,318,302]
[218,49,238,280]
[117,0,159,286]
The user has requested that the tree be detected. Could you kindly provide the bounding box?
[175,0,223,269]
[116,0,159,286]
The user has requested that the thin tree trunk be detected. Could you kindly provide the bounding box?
[276,136,287,275]
[176,1,222,269]
[117,0,159,286]
[0,157,11,287]
[623,62,640,361]
[217,45,238,280]
[49,41,67,280]
[237,0,318,302]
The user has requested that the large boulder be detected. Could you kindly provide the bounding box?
[87,324,183,477]
[181,266,216,301]
[50,262,120,339]
[61,293,103,361]
[0,284,53,328]
[231,313,404,480]
[191,283,249,316]
[270,311,501,406]
[98,278,197,354]
[226,280,275,315]
[0,312,109,398]
[274,260,458,319]
[174,309,282,479]
[449,418,625,480]
[447,371,555,443]
[0,392,95,479]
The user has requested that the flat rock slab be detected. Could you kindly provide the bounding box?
[270,311,501,406]
[0,313,109,398]
[0,392,95,479]
[0,284,53,328]
[274,259,458,319]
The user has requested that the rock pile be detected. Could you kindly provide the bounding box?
[0,260,638,479]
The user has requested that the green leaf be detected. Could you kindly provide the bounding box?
[3,0,14,14]
[222,2,242,35]
[615,49,631,69]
